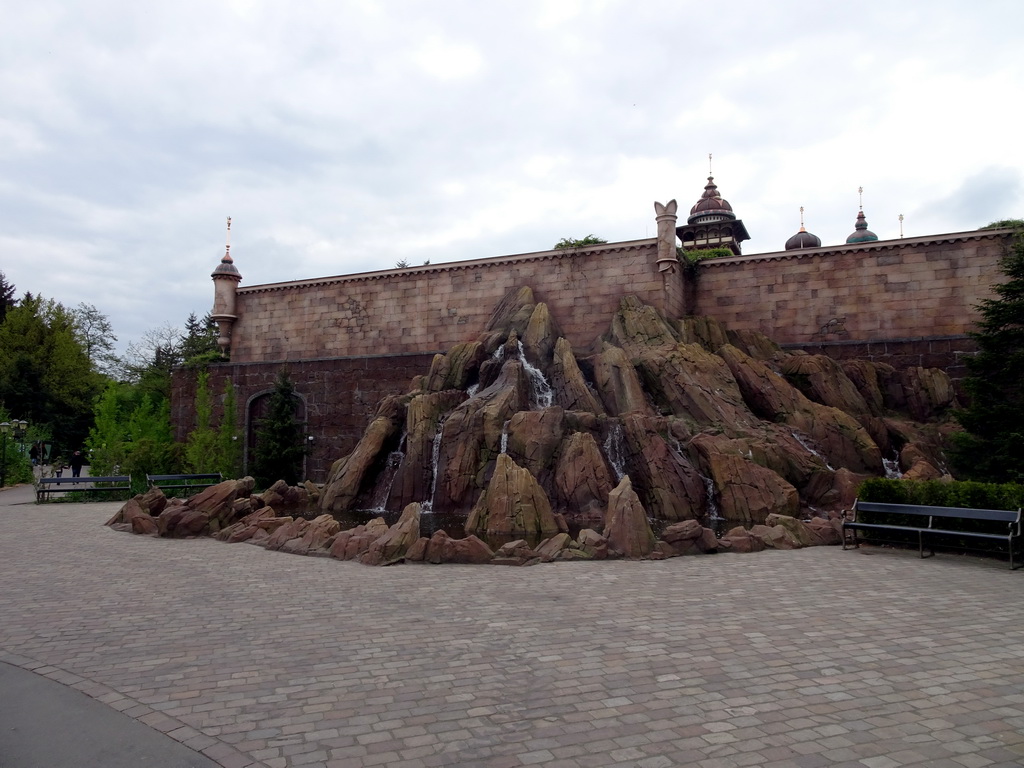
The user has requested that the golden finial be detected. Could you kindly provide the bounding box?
[225,216,232,258]
[858,186,864,211]
[899,213,904,238]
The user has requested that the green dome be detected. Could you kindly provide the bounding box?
[846,210,878,244]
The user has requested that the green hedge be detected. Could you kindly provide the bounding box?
[858,478,1024,511]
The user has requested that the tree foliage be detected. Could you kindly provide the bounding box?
[71,302,121,378]
[952,225,1024,481]
[250,371,307,488]
[0,271,14,326]
[0,293,100,452]
[554,235,607,249]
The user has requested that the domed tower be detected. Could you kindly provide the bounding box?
[211,217,242,356]
[785,207,822,250]
[846,187,879,244]
[675,163,750,256]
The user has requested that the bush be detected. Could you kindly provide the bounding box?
[857,477,1024,510]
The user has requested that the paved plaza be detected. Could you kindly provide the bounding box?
[2,486,1024,768]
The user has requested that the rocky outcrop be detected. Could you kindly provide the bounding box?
[465,454,561,538]
[602,476,656,558]
[361,503,422,565]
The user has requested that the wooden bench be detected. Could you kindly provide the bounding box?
[36,475,132,503]
[843,499,1023,570]
[146,473,223,494]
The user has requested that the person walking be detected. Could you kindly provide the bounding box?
[69,450,85,479]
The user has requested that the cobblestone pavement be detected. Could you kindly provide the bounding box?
[2,495,1024,768]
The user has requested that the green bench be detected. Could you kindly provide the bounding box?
[36,475,132,503]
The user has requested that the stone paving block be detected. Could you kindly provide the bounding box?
[3,502,1024,767]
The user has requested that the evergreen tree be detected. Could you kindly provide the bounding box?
[952,226,1024,481]
[180,312,220,366]
[250,371,307,488]
[0,293,99,451]
[216,381,243,479]
[0,271,14,325]
[184,371,219,472]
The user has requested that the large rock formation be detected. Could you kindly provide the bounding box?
[312,288,957,544]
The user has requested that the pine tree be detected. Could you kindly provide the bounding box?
[250,371,307,487]
[216,381,243,479]
[952,226,1024,481]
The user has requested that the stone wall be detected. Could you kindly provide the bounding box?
[228,239,662,363]
[690,229,1008,345]
[170,353,437,482]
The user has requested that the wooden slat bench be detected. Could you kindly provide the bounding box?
[842,499,1023,570]
[146,473,223,494]
[36,475,132,503]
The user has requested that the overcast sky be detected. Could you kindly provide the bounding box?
[2,0,1023,356]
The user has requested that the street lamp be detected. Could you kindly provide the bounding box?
[0,419,29,488]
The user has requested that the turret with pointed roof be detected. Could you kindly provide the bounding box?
[675,173,750,256]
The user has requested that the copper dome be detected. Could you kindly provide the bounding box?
[785,227,822,250]
[687,176,736,224]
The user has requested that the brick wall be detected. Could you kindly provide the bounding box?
[228,239,663,363]
[691,230,1008,345]
[170,353,437,483]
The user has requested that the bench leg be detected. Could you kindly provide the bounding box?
[918,532,935,559]
[842,527,859,550]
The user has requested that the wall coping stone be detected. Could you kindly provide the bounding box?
[696,228,1013,268]
[206,350,444,368]
[236,238,658,295]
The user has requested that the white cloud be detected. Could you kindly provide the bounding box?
[1,0,1023,354]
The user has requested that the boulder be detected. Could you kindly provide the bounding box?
[575,528,609,559]
[660,519,718,556]
[718,526,767,553]
[619,413,706,521]
[361,503,422,565]
[534,533,573,561]
[279,514,341,556]
[465,454,560,537]
[491,539,542,566]
[521,302,560,367]
[319,395,406,514]
[329,518,390,560]
[263,517,310,551]
[551,337,605,415]
[602,476,656,558]
[424,341,486,392]
[421,530,495,564]
[554,431,613,521]
[781,354,871,416]
[590,343,652,416]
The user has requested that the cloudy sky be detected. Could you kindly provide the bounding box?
[2,0,1022,355]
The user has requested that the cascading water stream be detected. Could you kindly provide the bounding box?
[369,431,407,512]
[883,452,902,479]
[604,422,627,482]
[791,431,835,471]
[500,420,510,455]
[494,340,553,410]
[421,420,446,514]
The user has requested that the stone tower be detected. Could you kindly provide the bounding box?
[675,175,750,256]
[211,217,242,356]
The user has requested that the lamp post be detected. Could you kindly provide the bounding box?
[0,419,29,488]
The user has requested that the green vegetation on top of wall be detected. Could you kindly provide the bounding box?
[857,477,1024,510]
[553,235,607,249]
[676,247,734,265]
[982,218,1024,230]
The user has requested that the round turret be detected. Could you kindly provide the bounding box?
[846,210,878,244]
[687,176,737,225]
[785,227,822,250]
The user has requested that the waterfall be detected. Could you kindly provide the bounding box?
[701,474,724,524]
[791,431,835,471]
[466,382,480,398]
[604,422,627,481]
[370,447,405,512]
[500,420,510,455]
[519,350,553,409]
[495,340,553,410]
[883,453,902,479]
[422,421,445,514]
